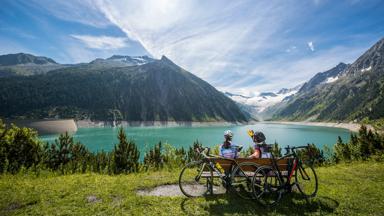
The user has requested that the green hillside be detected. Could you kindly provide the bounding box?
[1,161,383,215]
[273,37,384,123]
[0,56,247,122]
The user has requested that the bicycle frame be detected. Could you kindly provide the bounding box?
[269,145,309,192]
[198,148,251,192]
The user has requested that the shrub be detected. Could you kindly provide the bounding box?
[187,140,203,162]
[270,142,282,157]
[334,136,351,162]
[2,124,42,173]
[297,143,325,165]
[162,143,187,169]
[143,142,164,170]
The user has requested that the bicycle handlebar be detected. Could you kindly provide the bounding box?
[284,144,310,155]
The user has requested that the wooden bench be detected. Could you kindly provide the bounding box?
[201,158,292,178]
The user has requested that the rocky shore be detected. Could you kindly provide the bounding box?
[76,120,245,128]
[264,121,373,132]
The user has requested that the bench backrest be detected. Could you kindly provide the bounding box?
[209,157,292,172]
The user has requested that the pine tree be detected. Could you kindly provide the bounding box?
[334,136,350,162]
[113,127,140,174]
[144,142,164,170]
[271,141,282,157]
[349,134,361,160]
[358,125,370,158]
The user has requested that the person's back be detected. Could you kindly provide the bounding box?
[220,142,239,159]
[219,130,239,159]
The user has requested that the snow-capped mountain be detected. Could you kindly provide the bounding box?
[299,62,348,92]
[107,55,155,66]
[224,84,302,114]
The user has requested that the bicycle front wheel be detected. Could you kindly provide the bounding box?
[179,160,212,197]
[295,163,318,198]
[252,166,283,206]
[230,162,259,199]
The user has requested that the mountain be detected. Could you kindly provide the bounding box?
[89,55,156,68]
[224,84,301,120]
[299,62,349,92]
[0,53,57,66]
[273,37,384,122]
[0,55,248,122]
[0,53,66,77]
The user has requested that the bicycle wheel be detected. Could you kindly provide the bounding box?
[295,163,318,198]
[230,162,259,199]
[252,166,282,206]
[179,160,212,197]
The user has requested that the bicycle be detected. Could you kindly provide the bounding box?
[251,145,318,206]
[178,146,292,200]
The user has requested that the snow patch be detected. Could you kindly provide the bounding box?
[324,76,339,84]
[361,66,372,72]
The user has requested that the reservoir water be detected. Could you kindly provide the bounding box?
[40,123,351,155]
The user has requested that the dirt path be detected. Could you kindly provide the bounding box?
[136,184,226,197]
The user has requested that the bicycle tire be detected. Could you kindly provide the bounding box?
[295,163,318,198]
[179,160,212,197]
[230,162,259,199]
[251,165,283,206]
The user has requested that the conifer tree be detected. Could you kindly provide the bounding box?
[113,127,140,174]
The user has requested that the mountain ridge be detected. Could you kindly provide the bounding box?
[0,54,248,122]
[273,37,384,122]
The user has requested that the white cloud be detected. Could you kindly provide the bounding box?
[24,0,376,92]
[217,44,366,93]
[308,41,315,51]
[71,35,128,50]
[95,0,295,79]
[29,0,111,27]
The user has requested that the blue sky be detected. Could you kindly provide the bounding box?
[1,0,383,94]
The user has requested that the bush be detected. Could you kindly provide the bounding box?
[0,119,7,173]
[163,143,187,169]
[90,150,114,174]
[186,140,203,162]
[2,124,42,173]
[334,136,351,162]
[297,143,325,165]
[143,142,164,170]
[270,142,282,157]
[331,125,384,163]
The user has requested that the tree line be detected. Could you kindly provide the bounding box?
[1,118,384,175]
[0,119,203,174]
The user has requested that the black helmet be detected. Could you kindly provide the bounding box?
[253,131,266,143]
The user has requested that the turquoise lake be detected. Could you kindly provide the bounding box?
[40,123,351,156]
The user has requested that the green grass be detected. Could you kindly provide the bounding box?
[1,161,383,215]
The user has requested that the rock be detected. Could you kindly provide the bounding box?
[86,195,102,203]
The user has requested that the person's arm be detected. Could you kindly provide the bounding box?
[249,147,261,158]
[219,145,224,157]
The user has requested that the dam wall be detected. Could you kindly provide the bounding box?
[6,119,78,135]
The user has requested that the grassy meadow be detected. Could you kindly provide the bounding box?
[0,161,383,216]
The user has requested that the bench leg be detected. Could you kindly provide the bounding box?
[207,179,213,195]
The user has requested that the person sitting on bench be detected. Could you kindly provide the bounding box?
[247,130,272,158]
[220,130,241,159]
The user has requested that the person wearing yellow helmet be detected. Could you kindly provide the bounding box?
[247,130,271,158]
